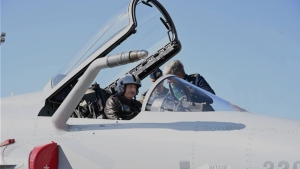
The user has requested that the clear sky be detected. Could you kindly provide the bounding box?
[1,0,300,120]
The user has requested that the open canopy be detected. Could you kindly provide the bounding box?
[43,0,181,104]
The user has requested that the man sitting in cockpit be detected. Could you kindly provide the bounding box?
[104,74,142,120]
[139,68,168,103]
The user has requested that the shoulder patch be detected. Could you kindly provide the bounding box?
[190,73,199,77]
[122,104,131,112]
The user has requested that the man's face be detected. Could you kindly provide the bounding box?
[124,84,137,100]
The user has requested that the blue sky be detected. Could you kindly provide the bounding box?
[1,0,300,120]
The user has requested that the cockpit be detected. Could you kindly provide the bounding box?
[141,75,247,113]
[39,0,247,120]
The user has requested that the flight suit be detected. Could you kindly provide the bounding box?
[184,73,215,95]
[104,95,142,120]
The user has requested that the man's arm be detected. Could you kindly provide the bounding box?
[195,74,216,95]
[104,97,123,120]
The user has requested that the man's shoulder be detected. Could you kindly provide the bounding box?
[188,73,201,78]
[105,95,121,109]
[189,73,205,82]
[108,94,118,99]
[185,73,200,81]
[184,73,205,85]
[107,95,122,102]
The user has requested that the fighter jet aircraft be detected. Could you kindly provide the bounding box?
[1,0,300,169]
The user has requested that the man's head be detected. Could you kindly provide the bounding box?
[150,68,163,83]
[163,60,185,78]
[124,84,137,100]
[116,74,141,100]
[150,68,165,93]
